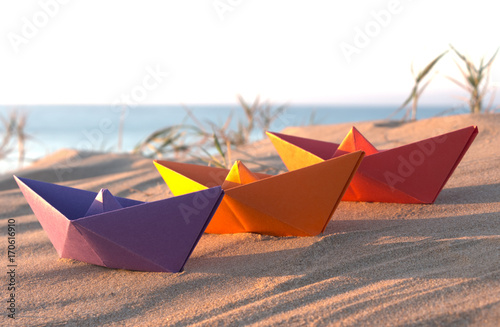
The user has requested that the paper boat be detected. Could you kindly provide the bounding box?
[14,176,224,272]
[267,125,478,204]
[154,151,364,236]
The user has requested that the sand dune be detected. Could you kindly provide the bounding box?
[1,113,499,326]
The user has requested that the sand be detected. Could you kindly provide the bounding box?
[1,113,499,326]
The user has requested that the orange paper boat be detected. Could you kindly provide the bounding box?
[154,151,364,236]
[267,126,478,204]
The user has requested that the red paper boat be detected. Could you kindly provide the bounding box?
[267,126,478,203]
[14,176,224,272]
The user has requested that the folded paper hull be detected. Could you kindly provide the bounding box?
[154,151,364,236]
[14,176,224,272]
[267,126,478,203]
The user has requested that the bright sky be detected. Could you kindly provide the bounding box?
[1,0,499,106]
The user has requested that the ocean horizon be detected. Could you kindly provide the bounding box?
[0,104,468,174]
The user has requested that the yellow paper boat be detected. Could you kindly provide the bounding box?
[154,151,364,236]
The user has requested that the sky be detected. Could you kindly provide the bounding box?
[1,0,499,107]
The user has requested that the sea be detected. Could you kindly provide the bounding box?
[0,104,466,174]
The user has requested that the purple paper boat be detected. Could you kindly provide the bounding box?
[14,176,224,273]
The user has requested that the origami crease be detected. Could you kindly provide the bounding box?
[267,126,478,203]
[154,150,364,237]
[14,176,224,272]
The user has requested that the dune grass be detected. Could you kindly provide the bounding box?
[389,46,499,121]
[134,96,287,169]
[448,45,499,113]
[0,110,29,169]
[389,51,448,121]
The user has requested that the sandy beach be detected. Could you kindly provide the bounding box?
[1,113,499,326]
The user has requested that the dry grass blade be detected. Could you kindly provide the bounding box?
[16,113,27,167]
[449,45,499,113]
[416,51,448,83]
[133,124,205,157]
[182,105,208,132]
[212,132,228,167]
[393,86,416,115]
[0,116,13,160]
[0,110,30,168]
[0,114,14,153]
[135,95,286,170]
[417,79,432,97]
[446,74,472,92]
[194,146,227,169]
[389,51,447,121]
